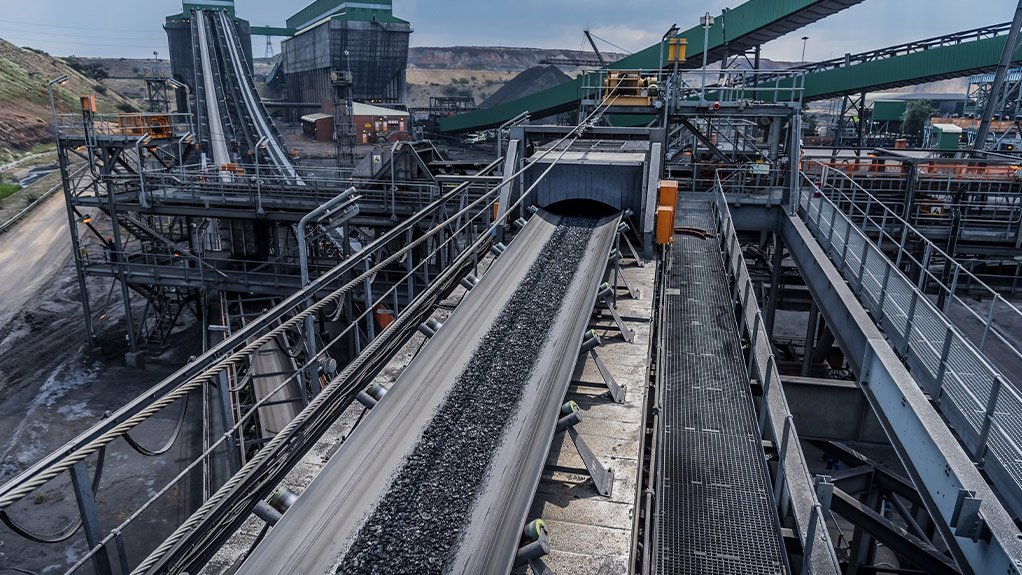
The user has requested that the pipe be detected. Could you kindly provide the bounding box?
[298,186,358,395]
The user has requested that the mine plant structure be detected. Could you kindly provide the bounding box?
[9,1,1022,575]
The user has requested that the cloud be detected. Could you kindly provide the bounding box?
[0,0,1017,62]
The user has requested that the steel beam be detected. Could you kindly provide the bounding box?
[782,212,1022,574]
[780,376,887,443]
[830,487,961,575]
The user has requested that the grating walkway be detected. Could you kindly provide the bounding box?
[655,197,786,575]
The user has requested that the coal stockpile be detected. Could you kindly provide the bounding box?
[335,217,597,574]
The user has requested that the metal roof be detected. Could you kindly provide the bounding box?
[352,102,409,117]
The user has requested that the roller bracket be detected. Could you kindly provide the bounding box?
[356,381,388,409]
[268,487,298,514]
[417,318,443,338]
[459,273,480,291]
[554,402,615,497]
[515,519,555,574]
[609,251,640,299]
[580,331,626,403]
[597,282,635,343]
[489,242,507,257]
[617,221,646,268]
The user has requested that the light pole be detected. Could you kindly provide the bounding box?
[47,74,69,141]
[167,77,194,135]
[700,12,715,103]
[801,36,810,64]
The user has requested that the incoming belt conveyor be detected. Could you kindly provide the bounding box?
[239,209,621,573]
[655,197,787,574]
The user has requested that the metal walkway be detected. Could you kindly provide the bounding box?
[656,197,786,574]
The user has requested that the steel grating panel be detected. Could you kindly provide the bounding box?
[656,197,786,575]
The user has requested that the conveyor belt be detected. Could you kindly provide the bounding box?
[655,197,786,574]
[239,209,620,574]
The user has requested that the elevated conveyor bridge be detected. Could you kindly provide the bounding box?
[439,0,866,133]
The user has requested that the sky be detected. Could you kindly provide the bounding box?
[0,0,1017,62]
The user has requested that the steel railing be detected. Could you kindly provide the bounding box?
[55,112,194,139]
[806,162,1022,367]
[579,67,806,109]
[797,166,1022,516]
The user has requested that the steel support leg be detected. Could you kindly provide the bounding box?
[802,301,819,377]
[71,461,113,575]
[216,370,242,474]
[765,233,783,338]
[589,348,625,403]
[555,405,615,497]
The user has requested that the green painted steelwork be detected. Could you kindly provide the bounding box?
[440,0,865,133]
[251,26,294,37]
[760,35,1022,103]
[287,0,407,31]
[183,1,235,17]
[873,100,908,123]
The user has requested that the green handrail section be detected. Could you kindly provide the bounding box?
[439,0,866,133]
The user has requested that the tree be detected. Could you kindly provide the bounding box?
[901,100,937,144]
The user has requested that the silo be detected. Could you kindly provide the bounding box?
[281,0,411,107]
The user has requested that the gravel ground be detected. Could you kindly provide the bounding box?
[334,217,596,574]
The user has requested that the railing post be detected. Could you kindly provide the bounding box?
[895,224,910,269]
[877,209,889,251]
[801,504,823,575]
[827,200,840,253]
[748,313,762,373]
[980,299,997,351]
[738,280,752,336]
[917,243,933,292]
[877,263,892,323]
[975,376,1004,465]
[944,265,961,314]
[935,327,954,402]
[773,415,794,504]
[900,291,919,356]
[758,355,776,432]
[856,239,871,295]
[840,213,854,273]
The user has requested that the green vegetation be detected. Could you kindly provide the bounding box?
[65,55,109,80]
[0,182,22,200]
[902,100,937,145]
[28,143,55,155]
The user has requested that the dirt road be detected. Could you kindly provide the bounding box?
[0,189,71,328]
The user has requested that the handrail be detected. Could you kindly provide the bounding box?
[710,188,841,574]
[797,169,1022,517]
[806,160,1022,374]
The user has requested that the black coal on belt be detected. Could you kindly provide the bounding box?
[335,216,598,575]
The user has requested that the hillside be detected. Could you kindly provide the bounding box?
[0,37,137,163]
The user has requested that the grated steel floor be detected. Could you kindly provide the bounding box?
[655,197,786,575]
